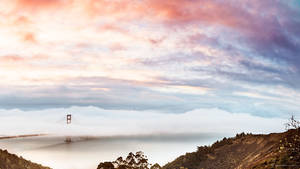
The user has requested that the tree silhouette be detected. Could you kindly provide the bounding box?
[285,115,300,130]
[97,152,160,169]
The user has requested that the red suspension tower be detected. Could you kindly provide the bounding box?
[67,114,71,124]
[65,114,72,143]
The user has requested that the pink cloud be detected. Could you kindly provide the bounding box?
[0,55,25,62]
[0,55,48,63]
[80,0,273,41]
[93,0,249,28]
[6,0,289,39]
[99,24,129,34]
[109,43,126,52]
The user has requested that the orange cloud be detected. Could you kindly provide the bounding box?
[17,0,62,7]
[22,32,36,43]
[86,0,134,19]
[14,0,68,13]
[14,16,31,25]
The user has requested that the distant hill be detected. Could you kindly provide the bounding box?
[163,129,300,169]
[0,149,51,169]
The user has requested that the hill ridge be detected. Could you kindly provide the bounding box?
[163,129,300,169]
[0,149,51,169]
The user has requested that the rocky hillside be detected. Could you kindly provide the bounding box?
[0,149,51,169]
[163,129,300,169]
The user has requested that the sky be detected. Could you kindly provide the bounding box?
[0,0,300,135]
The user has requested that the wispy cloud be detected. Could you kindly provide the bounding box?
[0,0,299,118]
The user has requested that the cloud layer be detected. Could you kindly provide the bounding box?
[0,107,286,136]
[0,0,300,117]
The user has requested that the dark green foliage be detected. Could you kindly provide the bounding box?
[98,162,115,169]
[150,163,162,169]
[97,152,161,169]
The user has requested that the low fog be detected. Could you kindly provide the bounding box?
[0,106,286,137]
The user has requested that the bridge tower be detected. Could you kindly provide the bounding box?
[67,114,71,124]
[65,114,72,143]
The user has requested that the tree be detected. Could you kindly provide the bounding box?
[97,152,160,169]
[285,115,300,130]
[150,163,162,169]
[97,162,115,169]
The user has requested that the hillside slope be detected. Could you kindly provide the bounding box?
[0,149,51,169]
[163,129,300,169]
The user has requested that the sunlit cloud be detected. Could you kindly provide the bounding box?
[0,0,299,118]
